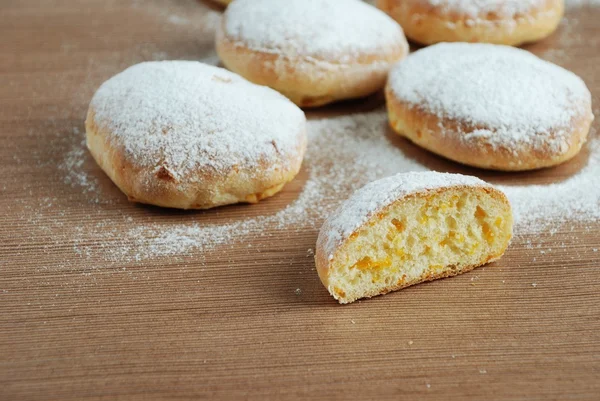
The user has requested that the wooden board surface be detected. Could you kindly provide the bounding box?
[1,1,599,400]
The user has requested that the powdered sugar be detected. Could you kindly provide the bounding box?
[31,1,599,263]
[427,0,547,17]
[61,135,100,196]
[566,0,600,8]
[59,109,600,261]
[317,172,491,260]
[388,43,592,154]
[223,0,405,62]
[89,61,305,180]
[498,135,600,230]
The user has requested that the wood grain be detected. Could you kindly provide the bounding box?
[1,1,599,400]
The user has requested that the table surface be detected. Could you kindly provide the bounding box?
[2,1,600,400]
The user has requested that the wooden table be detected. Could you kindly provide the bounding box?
[2,1,599,399]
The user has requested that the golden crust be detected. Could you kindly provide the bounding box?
[315,186,513,304]
[384,86,593,171]
[215,19,408,108]
[377,0,564,46]
[85,108,306,210]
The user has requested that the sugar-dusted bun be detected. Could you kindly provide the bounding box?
[216,0,409,107]
[386,43,594,171]
[315,172,513,304]
[86,61,306,209]
[377,0,564,46]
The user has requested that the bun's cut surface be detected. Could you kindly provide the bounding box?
[316,172,513,304]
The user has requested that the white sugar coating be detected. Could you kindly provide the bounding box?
[388,43,592,153]
[318,172,492,260]
[88,61,305,179]
[223,0,405,62]
[426,0,547,17]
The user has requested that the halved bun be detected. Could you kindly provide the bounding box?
[316,172,513,304]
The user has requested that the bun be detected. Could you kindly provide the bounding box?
[216,0,408,107]
[86,61,306,209]
[377,0,564,46]
[315,172,513,304]
[385,43,594,171]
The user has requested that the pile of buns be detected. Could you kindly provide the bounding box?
[86,0,593,303]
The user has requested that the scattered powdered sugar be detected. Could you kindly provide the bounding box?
[167,15,190,26]
[90,61,305,179]
[133,0,221,29]
[223,0,405,62]
[388,43,593,154]
[566,0,600,8]
[60,110,600,261]
[117,183,318,259]
[427,0,546,17]
[31,1,599,263]
[316,172,491,260]
[535,1,600,63]
[498,135,600,229]
[61,112,421,260]
[60,136,100,196]
[540,16,579,63]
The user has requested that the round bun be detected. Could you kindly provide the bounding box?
[86,61,307,209]
[316,172,513,304]
[216,0,409,107]
[385,43,594,171]
[377,0,564,46]
[211,0,232,6]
